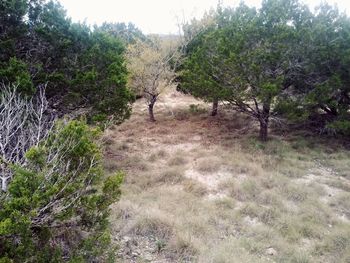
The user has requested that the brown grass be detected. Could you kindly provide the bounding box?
[168,154,188,166]
[105,89,350,262]
[196,156,222,174]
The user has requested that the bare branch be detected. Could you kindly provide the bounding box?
[0,84,55,191]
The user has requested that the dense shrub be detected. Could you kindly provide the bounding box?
[0,120,123,262]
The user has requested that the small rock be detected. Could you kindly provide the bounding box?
[266,247,277,256]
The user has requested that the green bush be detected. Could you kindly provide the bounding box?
[327,120,350,136]
[0,57,34,95]
[0,121,124,262]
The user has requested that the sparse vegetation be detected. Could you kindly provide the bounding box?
[1,0,350,262]
[168,154,188,166]
[108,91,350,263]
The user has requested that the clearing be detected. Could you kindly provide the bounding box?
[104,90,350,263]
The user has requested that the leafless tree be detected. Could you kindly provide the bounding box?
[0,84,54,191]
[126,36,181,121]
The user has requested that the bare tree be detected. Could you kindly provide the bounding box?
[0,84,54,191]
[126,36,180,121]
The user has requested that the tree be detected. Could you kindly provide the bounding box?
[0,118,124,262]
[179,0,306,141]
[219,0,302,141]
[0,0,134,124]
[0,0,29,61]
[97,22,147,44]
[179,30,227,116]
[178,6,227,116]
[69,30,134,124]
[280,3,350,135]
[127,36,178,121]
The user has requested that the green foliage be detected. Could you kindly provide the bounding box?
[97,22,147,44]
[70,31,134,122]
[327,120,350,136]
[0,121,124,262]
[275,2,350,132]
[179,1,298,140]
[0,0,134,124]
[178,12,230,103]
[274,99,310,122]
[178,0,350,138]
[0,57,34,95]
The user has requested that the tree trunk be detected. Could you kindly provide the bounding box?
[259,119,268,142]
[258,102,270,142]
[211,99,218,116]
[148,102,155,122]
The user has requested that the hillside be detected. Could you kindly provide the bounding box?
[104,90,350,263]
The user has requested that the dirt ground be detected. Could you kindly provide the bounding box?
[103,90,350,263]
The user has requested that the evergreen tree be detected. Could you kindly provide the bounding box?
[0,0,134,123]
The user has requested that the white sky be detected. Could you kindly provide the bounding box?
[58,0,350,34]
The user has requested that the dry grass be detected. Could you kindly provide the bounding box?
[168,154,188,166]
[332,193,350,218]
[158,168,185,184]
[125,210,174,240]
[105,90,350,262]
[314,224,350,262]
[182,179,208,196]
[195,156,222,174]
[148,149,168,162]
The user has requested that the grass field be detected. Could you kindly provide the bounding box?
[104,90,350,263]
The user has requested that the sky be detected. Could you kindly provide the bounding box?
[58,0,350,34]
